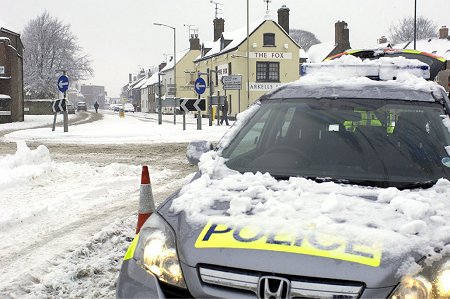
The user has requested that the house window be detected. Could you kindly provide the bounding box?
[263,33,275,46]
[256,62,279,82]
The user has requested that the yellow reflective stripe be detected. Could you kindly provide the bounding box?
[346,50,361,55]
[124,234,140,261]
[401,49,447,62]
[401,49,421,55]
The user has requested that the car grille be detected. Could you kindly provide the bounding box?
[199,266,364,299]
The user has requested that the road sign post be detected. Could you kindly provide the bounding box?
[197,93,201,130]
[51,98,68,132]
[221,75,242,113]
[56,73,69,132]
[194,76,207,130]
[180,97,206,130]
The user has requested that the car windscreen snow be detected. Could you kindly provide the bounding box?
[222,98,450,189]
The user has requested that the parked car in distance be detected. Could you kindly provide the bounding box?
[76,101,87,112]
[124,103,135,112]
[66,102,75,114]
[111,104,122,112]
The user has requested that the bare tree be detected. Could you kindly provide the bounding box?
[389,16,438,44]
[289,29,321,51]
[22,11,93,98]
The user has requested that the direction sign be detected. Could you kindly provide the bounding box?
[221,75,242,90]
[57,75,69,92]
[180,98,206,112]
[194,78,206,95]
[221,75,242,85]
[52,99,66,113]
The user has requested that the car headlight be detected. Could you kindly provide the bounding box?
[391,260,450,299]
[133,213,186,289]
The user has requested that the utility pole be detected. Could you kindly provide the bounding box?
[413,0,417,50]
[62,70,68,132]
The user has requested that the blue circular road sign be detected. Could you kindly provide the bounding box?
[194,77,206,95]
[57,75,69,92]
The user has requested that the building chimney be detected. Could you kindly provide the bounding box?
[335,21,351,52]
[158,62,167,72]
[128,73,132,83]
[213,18,225,42]
[439,26,449,39]
[190,34,201,50]
[277,5,290,34]
[377,36,388,44]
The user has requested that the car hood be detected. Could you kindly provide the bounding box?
[159,199,418,289]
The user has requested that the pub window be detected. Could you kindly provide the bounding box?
[263,33,275,46]
[256,62,279,82]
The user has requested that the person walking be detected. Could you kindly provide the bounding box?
[220,97,230,126]
[94,101,99,113]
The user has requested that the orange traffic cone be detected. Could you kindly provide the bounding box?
[136,165,155,234]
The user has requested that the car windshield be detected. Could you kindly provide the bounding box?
[222,97,450,189]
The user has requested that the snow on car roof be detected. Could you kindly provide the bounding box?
[272,55,445,100]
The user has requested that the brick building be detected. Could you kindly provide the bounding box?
[0,25,24,123]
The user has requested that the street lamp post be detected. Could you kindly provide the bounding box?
[413,0,417,50]
[246,0,250,108]
[154,22,177,121]
[157,72,165,125]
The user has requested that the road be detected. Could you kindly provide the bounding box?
[0,111,197,298]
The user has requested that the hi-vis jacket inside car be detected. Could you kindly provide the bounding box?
[117,55,450,299]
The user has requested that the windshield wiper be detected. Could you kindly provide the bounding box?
[396,180,437,190]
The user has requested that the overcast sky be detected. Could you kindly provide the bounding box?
[1,0,448,97]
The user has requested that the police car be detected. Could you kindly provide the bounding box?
[117,56,450,299]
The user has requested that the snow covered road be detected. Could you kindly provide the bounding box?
[0,112,230,298]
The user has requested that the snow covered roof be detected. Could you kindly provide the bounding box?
[299,48,309,60]
[133,77,149,89]
[306,41,337,63]
[195,18,300,62]
[128,77,146,90]
[160,48,191,72]
[395,38,450,60]
[0,18,17,33]
[140,72,159,89]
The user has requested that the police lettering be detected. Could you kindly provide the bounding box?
[198,223,381,266]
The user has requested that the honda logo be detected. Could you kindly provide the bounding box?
[258,276,290,299]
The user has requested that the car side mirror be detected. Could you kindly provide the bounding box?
[186,140,213,165]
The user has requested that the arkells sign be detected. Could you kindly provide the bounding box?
[250,52,292,60]
[249,82,284,91]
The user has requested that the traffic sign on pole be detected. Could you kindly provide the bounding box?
[180,98,206,112]
[52,99,66,113]
[57,75,69,92]
[194,77,206,95]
